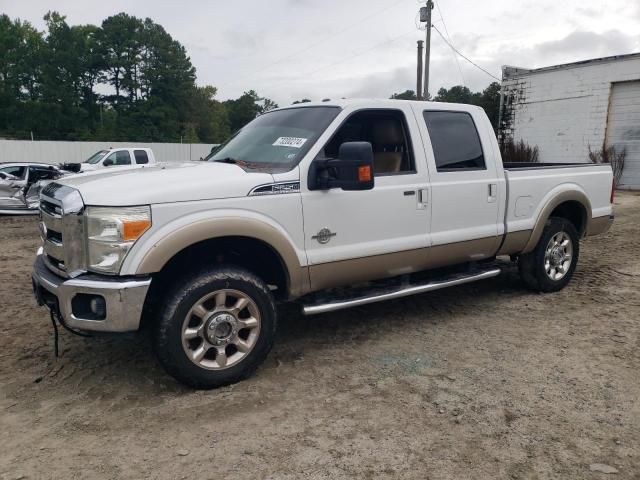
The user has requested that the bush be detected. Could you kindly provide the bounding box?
[500,139,539,163]
[588,142,626,186]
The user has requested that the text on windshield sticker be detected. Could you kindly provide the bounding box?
[273,137,307,148]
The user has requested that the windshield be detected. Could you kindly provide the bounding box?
[209,106,340,170]
[84,150,109,164]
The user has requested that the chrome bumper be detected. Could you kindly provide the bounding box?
[32,250,151,332]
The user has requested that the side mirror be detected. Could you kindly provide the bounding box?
[103,159,114,167]
[308,141,375,191]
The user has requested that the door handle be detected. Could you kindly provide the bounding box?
[488,183,497,203]
[417,188,428,209]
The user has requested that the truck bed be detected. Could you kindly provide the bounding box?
[503,162,603,170]
[503,163,613,236]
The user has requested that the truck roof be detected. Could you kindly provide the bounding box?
[276,98,483,113]
[0,162,58,168]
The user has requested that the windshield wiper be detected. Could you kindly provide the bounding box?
[213,157,242,164]
[212,157,263,169]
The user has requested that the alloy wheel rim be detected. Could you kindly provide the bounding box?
[544,231,573,281]
[181,289,261,370]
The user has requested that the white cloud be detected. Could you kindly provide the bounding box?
[2,0,639,105]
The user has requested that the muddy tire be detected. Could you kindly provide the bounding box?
[153,265,276,389]
[518,217,580,293]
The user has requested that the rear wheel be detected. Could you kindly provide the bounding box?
[153,266,276,389]
[518,217,580,292]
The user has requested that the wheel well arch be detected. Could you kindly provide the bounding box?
[154,236,289,298]
[549,200,587,236]
[140,236,291,330]
[523,190,591,253]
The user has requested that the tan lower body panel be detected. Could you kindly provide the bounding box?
[308,236,499,293]
[587,215,613,236]
[497,230,532,256]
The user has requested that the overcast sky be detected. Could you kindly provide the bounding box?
[2,0,639,105]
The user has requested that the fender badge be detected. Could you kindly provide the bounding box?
[312,228,336,244]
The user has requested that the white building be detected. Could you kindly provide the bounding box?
[498,53,640,189]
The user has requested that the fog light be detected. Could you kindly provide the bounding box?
[90,297,106,317]
[71,294,106,320]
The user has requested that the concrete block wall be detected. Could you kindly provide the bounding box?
[499,55,640,164]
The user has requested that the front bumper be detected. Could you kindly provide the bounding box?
[32,249,151,332]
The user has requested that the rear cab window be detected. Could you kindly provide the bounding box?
[422,111,486,172]
[134,150,149,164]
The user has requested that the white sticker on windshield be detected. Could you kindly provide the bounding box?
[273,136,307,148]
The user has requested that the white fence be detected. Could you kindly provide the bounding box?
[0,140,218,165]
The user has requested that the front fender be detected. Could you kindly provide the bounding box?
[120,209,309,297]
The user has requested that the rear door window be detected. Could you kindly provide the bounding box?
[28,167,59,183]
[423,111,486,171]
[134,150,149,164]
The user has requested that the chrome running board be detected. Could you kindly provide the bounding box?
[302,267,501,315]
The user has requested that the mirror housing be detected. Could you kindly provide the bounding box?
[103,158,114,167]
[308,141,375,191]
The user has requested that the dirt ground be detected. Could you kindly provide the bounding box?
[0,193,639,480]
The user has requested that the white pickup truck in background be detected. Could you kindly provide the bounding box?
[61,147,156,173]
[32,99,614,388]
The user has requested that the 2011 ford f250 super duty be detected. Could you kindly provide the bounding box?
[31,99,614,388]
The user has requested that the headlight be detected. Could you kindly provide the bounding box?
[85,206,151,274]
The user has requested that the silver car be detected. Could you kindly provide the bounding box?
[0,163,65,215]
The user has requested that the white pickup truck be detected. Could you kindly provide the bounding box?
[61,147,156,173]
[32,99,614,388]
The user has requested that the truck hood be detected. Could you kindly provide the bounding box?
[56,162,276,205]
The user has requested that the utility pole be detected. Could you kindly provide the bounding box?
[416,41,424,100]
[422,0,434,100]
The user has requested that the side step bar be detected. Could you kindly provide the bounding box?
[302,267,501,316]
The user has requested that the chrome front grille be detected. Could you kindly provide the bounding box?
[39,183,86,278]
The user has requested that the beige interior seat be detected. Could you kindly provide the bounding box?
[371,119,404,173]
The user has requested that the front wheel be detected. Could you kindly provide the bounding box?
[153,266,277,389]
[518,217,580,293]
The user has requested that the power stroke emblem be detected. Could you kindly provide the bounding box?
[312,228,336,244]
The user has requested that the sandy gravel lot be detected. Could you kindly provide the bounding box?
[0,193,638,480]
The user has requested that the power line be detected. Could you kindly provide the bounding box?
[217,0,407,89]
[433,2,465,86]
[260,29,417,90]
[431,24,501,81]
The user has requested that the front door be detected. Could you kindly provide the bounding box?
[300,105,431,291]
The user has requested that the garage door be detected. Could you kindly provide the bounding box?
[607,81,640,189]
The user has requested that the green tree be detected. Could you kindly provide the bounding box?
[433,85,477,104]
[0,15,45,138]
[433,82,501,130]
[100,13,144,106]
[0,11,273,143]
[390,90,417,100]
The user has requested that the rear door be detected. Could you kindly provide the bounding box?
[412,105,502,261]
[0,165,28,207]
